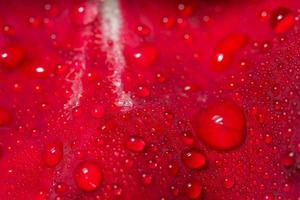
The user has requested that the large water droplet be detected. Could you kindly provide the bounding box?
[193,101,246,150]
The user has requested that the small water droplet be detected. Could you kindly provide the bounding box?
[70,2,98,26]
[74,161,102,192]
[136,24,151,37]
[42,141,63,167]
[91,104,105,119]
[280,152,296,168]
[181,131,195,146]
[223,177,235,189]
[185,180,203,199]
[55,182,66,194]
[141,173,153,185]
[211,34,248,72]
[161,16,176,28]
[136,85,151,97]
[177,2,194,17]
[0,45,25,69]
[128,44,159,68]
[126,136,146,153]
[182,149,207,169]
[270,7,295,34]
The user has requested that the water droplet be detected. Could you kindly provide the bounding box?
[42,141,63,167]
[126,136,146,153]
[128,44,158,68]
[136,85,151,97]
[112,184,123,196]
[181,131,195,146]
[280,152,296,168]
[141,173,153,185]
[70,2,98,26]
[0,45,25,69]
[177,2,194,17]
[211,52,233,72]
[2,25,16,36]
[55,182,66,194]
[91,104,105,118]
[270,7,295,34]
[155,72,167,83]
[193,101,246,150]
[185,180,203,199]
[136,24,151,37]
[170,185,180,197]
[27,16,42,28]
[211,34,248,72]
[223,177,235,189]
[44,3,61,18]
[182,149,207,169]
[161,16,176,28]
[35,190,48,200]
[74,161,102,192]
[74,150,86,160]
[168,162,180,176]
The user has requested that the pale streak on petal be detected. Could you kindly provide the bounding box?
[100,0,134,111]
[63,45,87,118]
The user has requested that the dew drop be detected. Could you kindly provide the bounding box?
[112,184,123,196]
[155,72,167,83]
[2,25,16,36]
[193,101,246,150]
[136,24,151,37]
[136,85,151,97]
[181,131,195,146]
[91,104,105,119]
[177,2,194,17]
[128,44,158,68]
[55,182,66,194]
[210,34,248,72]
[280,152,296,168]
[141,173,153,185]
[74,161,102,192]
[168,162,180,176]
[223,177,235,189]
[185,180,203,199]
[270,7,295,34]
[0,45,25,69]
[182,149,207,169]
[70,2,98,26]
[42,141,63,167]
[161,16,176,28]
[211,52,233,72]
[44,3,61,18]
[126,136,146,153]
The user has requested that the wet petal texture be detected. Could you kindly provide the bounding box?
[0,0,300,200]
